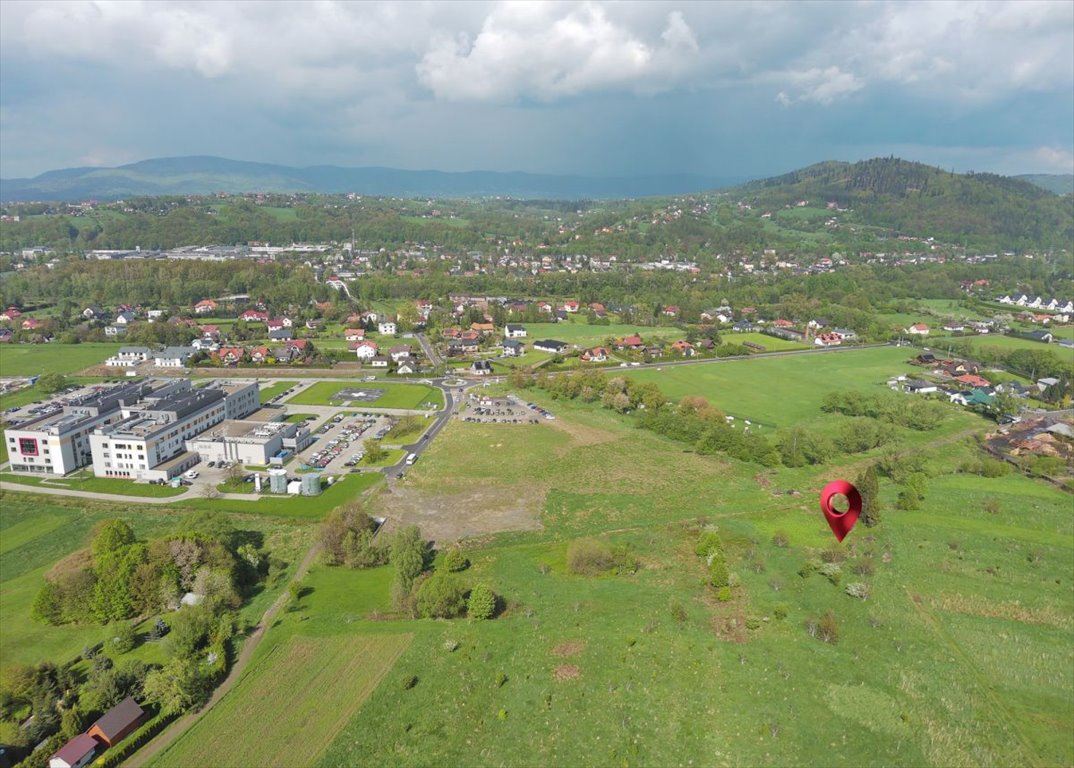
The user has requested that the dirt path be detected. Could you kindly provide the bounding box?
[124,541,322,768]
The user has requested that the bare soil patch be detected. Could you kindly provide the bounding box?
[551,641,586,657]
[373,483,544,544]
[546,417,619,448]
[553,664,581,681]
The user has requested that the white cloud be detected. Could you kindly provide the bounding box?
[417,3,702,101]
[775,67,864,106]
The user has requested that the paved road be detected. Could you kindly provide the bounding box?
[416,332,443,367]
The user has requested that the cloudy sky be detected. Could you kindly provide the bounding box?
[1,0,1072,180]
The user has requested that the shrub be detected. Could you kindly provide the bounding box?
[610,544,639,575]
[566,539,615,576]
[415,573,466,619]
[745,616,761,631]
[402,674,418,690]
[805,610,839,643]
[716,586,732,602]
[442,549,470,573]
[771,530,789,548]
[695,530,722,558]
[496,673,508,688]
[467,584,497,620]
[798,559,820,578]
[111,622,137,654]
[709,556,730,589]
[819,562,842,585]
[772,604,788,621]
[845,582,870,600]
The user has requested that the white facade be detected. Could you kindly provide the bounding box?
[378,321,397,335]
[186,420,311,466]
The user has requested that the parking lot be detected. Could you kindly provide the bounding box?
[294,412,397,474]
[458,395,553,424]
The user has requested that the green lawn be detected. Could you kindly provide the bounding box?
[730,331,811,351]
[956,334,1074,354]
[358,449,406,468]
[0,343,121,376]
[0,471,186,497]
[257,380,294,403]
[286,381,444,410]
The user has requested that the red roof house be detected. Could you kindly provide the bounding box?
[87,696,146,748]
[48,733,98,768]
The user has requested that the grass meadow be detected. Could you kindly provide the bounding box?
[0,343,121,377]
[521,322,681,347]
[257,380,295,403]
[286,381,444,410]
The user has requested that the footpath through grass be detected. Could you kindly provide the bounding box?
[0,471,187,497]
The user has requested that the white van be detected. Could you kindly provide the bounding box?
[405,453,418,466]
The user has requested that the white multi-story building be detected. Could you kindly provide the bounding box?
[105,346,152,367]
[4,381,168,475]
[378,321,397,336]
[186,419,312,466]
[89,381,258,481]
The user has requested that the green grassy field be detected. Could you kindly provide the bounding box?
[625,346,921,428]
[358,448,406,468]
[955,334,1074,354]
[0,376,109,413]
[0,343,121,376]
[286,381,444,410]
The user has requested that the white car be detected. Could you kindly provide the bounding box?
[184,470,199,479]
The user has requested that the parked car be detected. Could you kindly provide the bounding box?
[185,470,199,479]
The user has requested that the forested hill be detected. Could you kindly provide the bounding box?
[0,156,737,202]
[1016,174,1074,196]
[736,158,1074,250]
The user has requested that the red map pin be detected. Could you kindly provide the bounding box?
[819,480,861,542]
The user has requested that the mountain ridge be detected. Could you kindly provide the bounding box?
[0,156,743,202]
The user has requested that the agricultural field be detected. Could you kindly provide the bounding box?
[264,374,1072,767]
[521,322,681,347]
[152,629,411,768]
[286,381,443,410]
[956,334,1074,354]
[0,343,121,376]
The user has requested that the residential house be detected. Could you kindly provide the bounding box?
[21,317,45,331]
[305,319,322,330]
[114,310,135,326]
[48,733,98,768]
[194,299,217,315]
[701,309,731,324]
[915,352,937,365]
[581,346,609,362]
[589,302,607,316]
[344,328,365,341]
[1026,330,1054,344]
[199,324,220,339]
[0,328,13,343]
[533,339,568,354]
[389,345,412,362]
[87,696,146,749]
[773,319,795,329]
[105,346,152,367]
[732,320,755,333]
[354,340,379,359]
[471,360,493,375]
[285,339,309,355]
[191,337,219,352]
[1035,377,1060,393]
[670,340,695,356]
[663,305,680,318]
[502,339,524,357]
[146,309,165,321]
[536,301,553,314]
[361,310,380,324]
[104,325,126,337]
[562,300,580,313]
[215,347,244,364]
[504,324,527,338]
[471,322,495,335]
[378,321,397,336]
[268,328,293,341]
[249,346,271,363]
[615,334,644,351]
[396,358,418,375]
[266,320,286,333]
[814,333,842,347]
[832,328,857,340]
[906,323,930,336]
[903,379,938,394]
[82,305,105,320]
[955,374,991,389]
[240,309,269,323]
[370,356,390,368]
[154,346,195,368]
